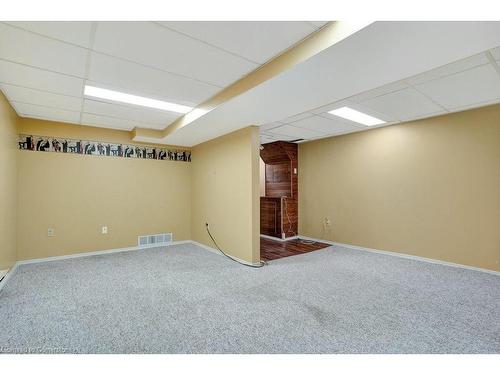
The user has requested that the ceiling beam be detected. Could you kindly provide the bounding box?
[131,21,372,143]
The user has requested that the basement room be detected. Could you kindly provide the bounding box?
[0,4,499,369]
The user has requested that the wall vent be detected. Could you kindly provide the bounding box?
[137,233,173,247]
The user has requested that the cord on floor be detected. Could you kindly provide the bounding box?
[205,223,267,268]
[300,239,317,245]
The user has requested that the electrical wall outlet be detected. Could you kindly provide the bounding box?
[102,226,108,234]
[47,228,55,237]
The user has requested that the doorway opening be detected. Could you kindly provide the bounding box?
[259,141,329,260]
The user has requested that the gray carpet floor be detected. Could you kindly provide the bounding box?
[0,243,499,354]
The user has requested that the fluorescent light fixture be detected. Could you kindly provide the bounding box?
[84,85,192,114]
[328,106,385,126]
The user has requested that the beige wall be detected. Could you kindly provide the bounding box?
[191,126,260,263]
[16,118,191,261]
[0,93,18,269]
[260,157,266,196]
[299,104,500,271]
[13,117,260,263]
[6,99,499,271]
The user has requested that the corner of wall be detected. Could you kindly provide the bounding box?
[191,126,260,263]
[0,92,19,270]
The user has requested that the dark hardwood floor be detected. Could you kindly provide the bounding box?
[260,237,331,261]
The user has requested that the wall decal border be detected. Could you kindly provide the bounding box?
[18,134,191,162]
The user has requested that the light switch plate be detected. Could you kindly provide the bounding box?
[102,226,108,234]
[47,228,55,237]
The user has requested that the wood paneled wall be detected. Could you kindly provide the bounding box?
[265,163,291,197]
[260,196,282,237]
[260,141,298,238]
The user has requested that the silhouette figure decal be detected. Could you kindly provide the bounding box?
[18,134,191,162]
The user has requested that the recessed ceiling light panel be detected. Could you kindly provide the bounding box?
[328,106,385,126]
[84,85,192,114]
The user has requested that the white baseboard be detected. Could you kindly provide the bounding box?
[0,240,191,293]
[260,234,298,242]
[0,239,261,293]
[3,236,496,294]
[15,240,191,266]
[298,235,500,276]
[189,240,262,267]
[0,264,19,293]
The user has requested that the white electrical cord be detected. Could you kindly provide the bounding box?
[282,197,316,245]
[283,197,295,237]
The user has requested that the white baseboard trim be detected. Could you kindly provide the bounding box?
[0,241,191,293]
[16,240,191,266]
[0,239,260,293]
[0,269,8,279]
[0,264,19,293]
[260,234,299,242]
[3,236,496,294]
[189,240,261,267]
[0,263,17,292]
[298,235,500,276]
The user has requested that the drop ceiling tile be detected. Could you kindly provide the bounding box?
[83,99,179,126]
[349,81,410,103]
[283,112,315,123]
[14,102,80,124]
[491,46,500,60]
[0,23,88,77]
[88,53,220,107]
[449,97,500,112]
[0,84,82,111]
[260,135,276,144]
[266,124,323,139]
[309,99,353,115]
[5,21,93,48]
[292,115,361,134]
[406,53,489,85]
[260,122,284,131]
[260,131,297,141]
[415,64,500,110]
[81,113,161,131]
[160,21,317,64]
[359,87,443,121]
[93,22,257,87]
[0,60,84,97]
[399,110,447,123]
